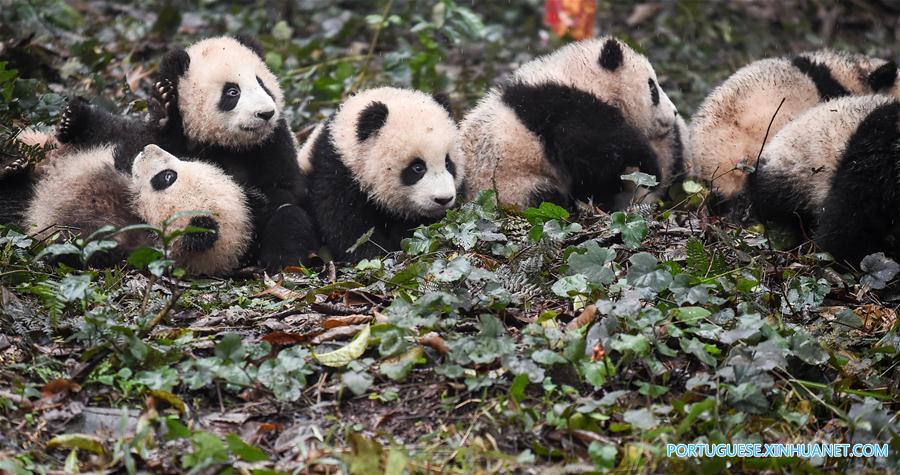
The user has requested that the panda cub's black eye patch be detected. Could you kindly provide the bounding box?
[401,158,427,186]
[445,154,456,177]
[218,82,241,111]
[151,169,178,191]
[256,76,275,101]
[648,78,659,106]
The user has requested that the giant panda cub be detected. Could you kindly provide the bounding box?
[302,87,463,261]
[748,95,900,265]
[460,37,679,210]
[690,50,899,214]
[26,144,251,275]
[53,34,316,270]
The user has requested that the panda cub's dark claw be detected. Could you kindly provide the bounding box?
[151,78,178,127]
[56,98,90,144]
[0,158,31,180]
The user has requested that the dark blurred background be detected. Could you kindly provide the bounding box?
[1,0,898,136]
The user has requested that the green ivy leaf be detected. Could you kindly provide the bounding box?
[551,274,589,297]
[126,247,163,270]
[342,370,374,396]
[58,274,91,302]
[567,240,616,285]
[610,211,648,249]
[522,201,569,225]
[531,349,567,366]
[224,434,268,462]
[620,171,658,188]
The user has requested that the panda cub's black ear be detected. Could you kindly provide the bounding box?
[356,101,389,142]
[233,33,266,60]
[432,92,453,116]
[599,38,623,71]
[868,61,898,92]
[160,48,191,79]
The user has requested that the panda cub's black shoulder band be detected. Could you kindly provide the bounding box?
[791,56,849,101]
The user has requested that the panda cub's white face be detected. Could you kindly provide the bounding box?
[178,37,284,149]
[130,144,251,274]
[330,87,464,220]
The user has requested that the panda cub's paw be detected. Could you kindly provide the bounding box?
[0,157,31,181]
[152,78,178,127]
[56,98,90,144]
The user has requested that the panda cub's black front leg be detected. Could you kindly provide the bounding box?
[257,204,320,272]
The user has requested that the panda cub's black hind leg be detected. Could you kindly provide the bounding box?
[258,204,320,272]
[814,174,896,267]
[57,98,152,160]
[56,98,93,145]
[814,103,900,266]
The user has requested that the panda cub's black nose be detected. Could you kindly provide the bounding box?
[434,196,452,205]
[256,110,275,121]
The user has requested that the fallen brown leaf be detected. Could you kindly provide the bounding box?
[419,332,449,355]
[344,290,381,306]
[255,274,305,301]
[854,304,897,333]
[311,324,366,344]
[262,331,319,346]
[41,379,81,399]
[566,304,598,330]
[374,309,389,323]
[323,314,373,329]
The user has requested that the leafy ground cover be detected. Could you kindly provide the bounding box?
[1,0,899,473]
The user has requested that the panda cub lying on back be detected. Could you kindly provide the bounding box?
[460,37,680,210]
[26,144,251,275]
[299,87,463,261]
[54,35,317,271]
[749,95,900,265]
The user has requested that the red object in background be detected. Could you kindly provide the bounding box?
[544,0,597,40]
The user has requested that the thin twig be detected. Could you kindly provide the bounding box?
[349,0,395,93]
[753,97,786,172]
[139,274,157,316]
[139,288,183,338]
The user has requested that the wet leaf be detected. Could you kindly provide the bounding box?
[47,434,106,455]
[860,252,899,290]
[314,324,370,367]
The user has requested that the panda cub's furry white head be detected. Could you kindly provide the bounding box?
[513,37,679,139]
[175,36,284,149]
[689,49,899,203]
[330,87,463,219]
[25,144,251,274]
[130,145,252,274]
[461,37,678,209]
